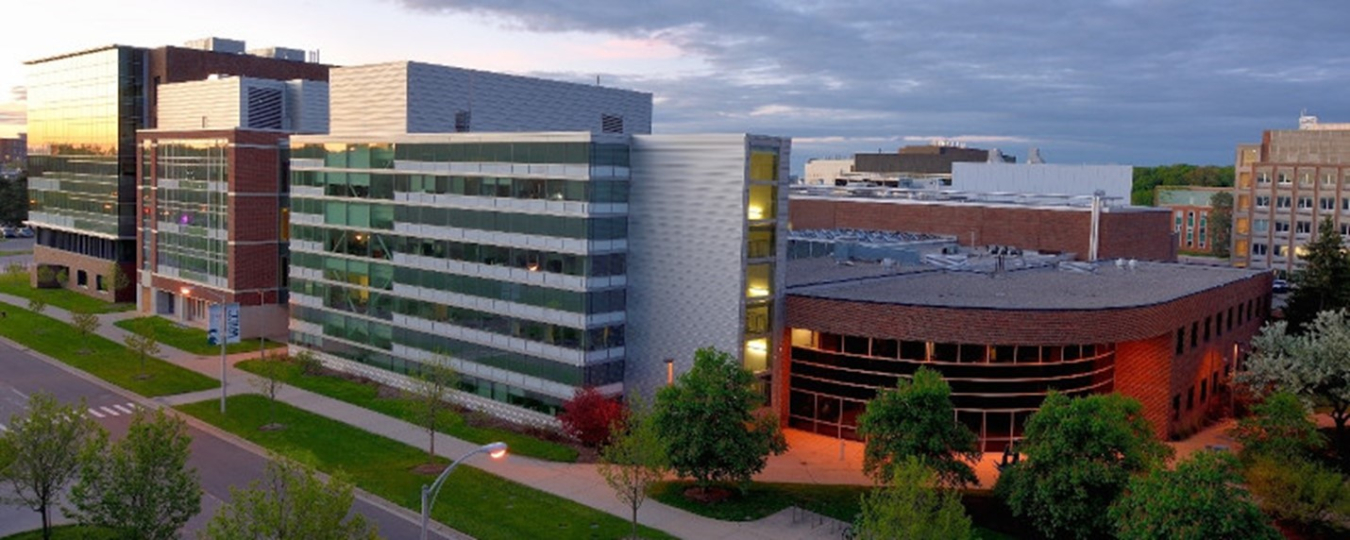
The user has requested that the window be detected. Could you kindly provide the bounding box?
[77,270,87,287]
[1276,196,1291,209]
[1255,196,1270,208]
[1216,312,1224,336]
[1174,211,1183,232]
[1341,222,1350,236]
[1297,196,1313,210]
[1201,379,1209,402]
[1343,198,1350,212]
[1275,220,1290,233]
[1322,197,1336,211]
[1252,243,1268,255]
[1191,321,1198,348]
[1275,244,1289,258]
[454,111,471,133]
[1297,221,1312,234]
[1187,386,1195,411]
[1175,327,1185,355]
[1254,219,1269,233]
[1172,395,1181,420]
[96,275,104,291]
[1257,172,1270,185]
[1278,173,1291,185]
[1204,316,1211,342]
[1300,172,1312,187]
[1325,173,1337,187]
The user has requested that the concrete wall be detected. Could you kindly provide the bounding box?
[952,163,1134,201]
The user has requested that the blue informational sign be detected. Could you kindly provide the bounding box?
[207,303,242,345]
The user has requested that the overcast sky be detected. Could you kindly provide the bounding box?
[3,0,1348,172]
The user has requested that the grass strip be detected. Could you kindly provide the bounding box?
[0,273,134,314]
[115,316,286,356]
[235,359,578,463]
[650,481,1018,539]
[0,525,116,540]
[0,300,219,396]
[178,395,674,540]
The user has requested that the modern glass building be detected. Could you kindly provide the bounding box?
[25,46,144,299]
[286,133,632,413]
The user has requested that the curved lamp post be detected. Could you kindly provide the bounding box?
[181,286,228,414]
[421,441,508,540]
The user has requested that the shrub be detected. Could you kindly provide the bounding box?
[558,387,625,448]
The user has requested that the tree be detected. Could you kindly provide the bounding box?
[856,367,979,488]
[559,387,625,448]
[26,297,45,315]
[0,393,103,540]
[405,361,457,464]
[0,173,28,225]
[1232,391,1326,461]
[123,327,161,380]
[67,408,201,540]
[71,313,100,355]
[103,262,131,294]
[35,265,55,288]
[1284,218,1350,330]
[202,456,380,540]
[598,396,667,539]
[1246,455,1350,530]
[853,457,974,540]
[1109,450,1279,540]
[651,347,787,494]
[1209,191,1233,258]
[995,392,1172,540]
[1242,312,1350,454]
[249,358,288,430]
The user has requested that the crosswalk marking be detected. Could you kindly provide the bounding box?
[99,406,119,417]
[112,404,135,415]
[87,408,105,419]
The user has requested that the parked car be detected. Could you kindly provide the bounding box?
[0,227,15,238]
[1273,279,1290,293]
[16,227,32,238]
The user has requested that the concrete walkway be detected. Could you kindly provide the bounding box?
[0,293,851,540]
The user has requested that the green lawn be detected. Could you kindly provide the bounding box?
[0,249,32,257]
[0,273,134,314]
[235,359,578,463]
[0,300,219,396]
[0,525,115,540]
[650,481,1019,539]
[115,316,286,356]
[178,395,673,540]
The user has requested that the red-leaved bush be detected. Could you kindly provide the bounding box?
[558,387,626,448]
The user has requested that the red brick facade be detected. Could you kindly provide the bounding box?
[784,271,1272,440]
[790,198,1178,262]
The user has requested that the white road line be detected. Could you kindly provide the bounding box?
[10,388,26,400]
[112,404,135,415]
[99,406,119,417]
[87,408,105,419]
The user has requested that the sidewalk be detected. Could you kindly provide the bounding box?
[3,293,849,540]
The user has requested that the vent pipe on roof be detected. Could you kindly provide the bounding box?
[1089,190,1104,261]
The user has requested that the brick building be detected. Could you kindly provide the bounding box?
[1156,186,1229,255]
[782,256,1270,449]
[790,187,1178,262]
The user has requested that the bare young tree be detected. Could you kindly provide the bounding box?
[123,326,162,379]
[249,358,288,430]
[71,312,101,354]
[405,360,458,464]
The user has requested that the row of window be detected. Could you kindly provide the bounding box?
[293,171,631,204]
[1255,171,1350,187]
[291,253,627,315]
[1175,295,1265,355]
[1252,194,1350,211]
[292,197,629,241]
[292,225,627,277]
[790,329,1108,364]
[294,277,625,351]
[291,142,631,169]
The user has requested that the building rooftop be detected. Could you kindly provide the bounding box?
[789,185,1149,211]
[787,256,1265,311]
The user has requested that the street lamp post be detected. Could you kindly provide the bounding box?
[182,286,228,414]
[421,442,508,540]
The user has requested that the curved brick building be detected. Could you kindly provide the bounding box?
[780,256,1271,450]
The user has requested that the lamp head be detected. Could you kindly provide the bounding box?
[180,286,192,296]
[484,441,508,459]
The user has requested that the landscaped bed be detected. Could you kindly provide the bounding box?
[0,272,134,314]
[115,316,286,356]
[177,395,672,540]
[235,358,580,463]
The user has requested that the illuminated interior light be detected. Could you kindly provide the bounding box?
[748,286,770,297]
[747,338,768,354]
[748,206,764,220]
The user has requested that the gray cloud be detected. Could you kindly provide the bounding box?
[395,0,1350,170]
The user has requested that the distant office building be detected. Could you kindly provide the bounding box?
[328,61,652,136]
[1231,114,1350,272]
[1156,186,1229,255]
[0,133,25,165]
[24,39,328,302]
[852,143,1014,185]
[952,163,1133,201]
[790,185,1176,262]
[803,158,853,185]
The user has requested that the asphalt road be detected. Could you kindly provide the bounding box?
[0,338,446,539]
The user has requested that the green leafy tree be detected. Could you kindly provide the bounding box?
[0,173,28,225]
[1232,391,1326,461]
[104,262,132,293]
[293,349,323,376]
[68,408,201,540]
[857,367,979,488]
[995,392,1172,540]
[853,457,974,540]
[123,327,162,380]
[0,393,103,540]
[652,347,787,494]
[1109,450,1279,540]
[597,396,667,539]
[1209,191,1233,258]
[71,312,100,354]
[1242,312,1350,454]
[1246,456,1350,530]
[202,456,380,540]
[1132,165,1235,205]
[405,360,458,464]
[1284,219,1350,331]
